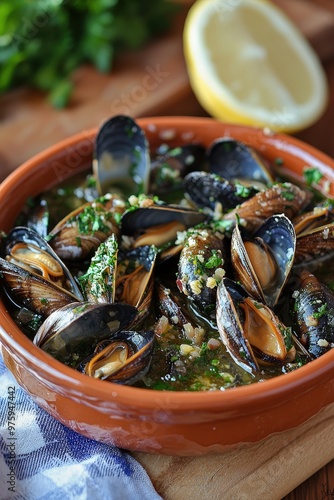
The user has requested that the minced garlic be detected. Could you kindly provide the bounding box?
[190,279,202,295]
[206,277,217,289]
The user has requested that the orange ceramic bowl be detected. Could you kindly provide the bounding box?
[0,117,334,456]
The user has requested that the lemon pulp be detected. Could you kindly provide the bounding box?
[183,0,328,132]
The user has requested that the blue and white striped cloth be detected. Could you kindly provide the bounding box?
[0,353,161,500]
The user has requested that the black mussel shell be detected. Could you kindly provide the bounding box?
[207,137,274,187]
[34,302,138,366]
[292,271,334,358]
[183,171,258,211]
[93,115,150,196]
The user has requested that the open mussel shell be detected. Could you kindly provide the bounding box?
[120,203,206,247]
[206,137,274,188]
[93,115,150,197]
[26,197,49,238]
[216,278,258,374]
[292,271,334,359]
[0,257,77,317]
[217,278,290,375]
[3,226,83,300]
[231,214,296,308]
[116,245,157,310]
[47,194,125,261]
[34,302,138,366]
[84,330,154,384]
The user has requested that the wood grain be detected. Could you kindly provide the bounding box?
[133,402,334,500]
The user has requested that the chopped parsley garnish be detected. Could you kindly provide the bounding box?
[168,147,182,157]
[79,235,118,301]
[212,219,234,233]
[303,167,323,186]
[235,182,251,198]
[313,303,328,319]
[281,189,295,201]
[279,325,293,351]
[28,314,43,332]
[205,250,222,269]
[75,204,113,235]
[113,212,122,225]
[86,175,96,188]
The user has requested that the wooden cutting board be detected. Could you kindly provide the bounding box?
[133,402,334,499]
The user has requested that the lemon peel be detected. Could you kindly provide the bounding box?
[183,0,328,132]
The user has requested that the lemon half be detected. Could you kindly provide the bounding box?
[183,0,328,132]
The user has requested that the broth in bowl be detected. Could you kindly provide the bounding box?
[1,115,333,393]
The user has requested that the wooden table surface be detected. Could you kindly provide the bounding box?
[0,1,334,498]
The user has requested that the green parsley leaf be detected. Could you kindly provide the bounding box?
[303,167,323,186]
[281,190,295,201]
[205,250,222,269]
[313,303,328,319]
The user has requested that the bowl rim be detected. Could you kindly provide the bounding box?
[0,115,334,414]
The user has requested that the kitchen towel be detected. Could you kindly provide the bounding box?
[0,353,161,500]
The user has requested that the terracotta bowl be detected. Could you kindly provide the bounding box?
[0,117,333,456]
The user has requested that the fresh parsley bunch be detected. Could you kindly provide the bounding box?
[0,0,178,107]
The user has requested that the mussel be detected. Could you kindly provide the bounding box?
[0,258,77,317]
[34,302,138,366]
[292,271,334,358]
[293,204,333,235]
[115,245,157,311]
[231,214,296,308]
[3,226,82,299]
[222,183,310,233]
[216,278,294,375]
[295,222,334,264]
[84,330,154,385]
[120,202,206,249]
[206,137,274,189]
[93,115,150,196]
[156,283,205,345]
[0,227,82,317]
[177,227,227,314]
[47,194,126,261]
[183,171,258,213]
[25,197,49,238]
